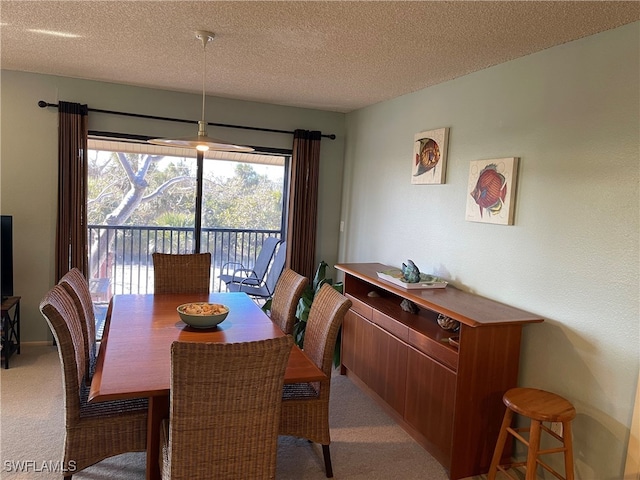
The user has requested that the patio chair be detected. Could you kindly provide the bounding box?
[152,252,211,294]
[269,268,307,335]
[58,268,98,383]
[39,285,147,479]
[218,237,280,292]
[226,242,287,301]
[278,284,352,478]
[159,335,294,480]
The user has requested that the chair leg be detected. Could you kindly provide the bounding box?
[525,420,542,480]
[322,444,333,478]
[488,408,513,480]
[563,420,575,480]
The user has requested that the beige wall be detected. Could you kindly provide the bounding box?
[0,71,346,343]
[340,22,639,478]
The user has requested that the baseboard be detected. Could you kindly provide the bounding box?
[20,341,54,346]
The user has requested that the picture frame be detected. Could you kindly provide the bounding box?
[465,157,519,225]
[411,127,449,185]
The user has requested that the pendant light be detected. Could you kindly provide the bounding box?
[148,31,254,153]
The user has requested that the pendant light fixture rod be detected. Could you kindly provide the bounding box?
[147,30,254,153]
[195,31,215,147]
[201,36,206,128]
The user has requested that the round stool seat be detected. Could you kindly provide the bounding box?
[504,387,576,423]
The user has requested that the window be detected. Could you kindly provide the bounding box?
[86,137,290,297]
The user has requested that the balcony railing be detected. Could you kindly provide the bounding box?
[88,224,282,297]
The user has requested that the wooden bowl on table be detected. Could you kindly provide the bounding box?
[177,302,229,328]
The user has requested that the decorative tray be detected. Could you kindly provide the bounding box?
[376,269,448,289]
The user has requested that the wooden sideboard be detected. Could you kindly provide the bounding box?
[335,263,543,479]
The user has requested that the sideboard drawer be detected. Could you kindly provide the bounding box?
[408,329,458,372]
[346,294,372,320]
[372,309,409,342]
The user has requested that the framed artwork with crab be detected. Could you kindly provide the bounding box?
[465,157,519,225]
[411,127,449,185]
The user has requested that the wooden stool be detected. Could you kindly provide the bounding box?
[488,387,576,480]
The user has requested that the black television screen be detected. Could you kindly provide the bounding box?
[1,215,13,300]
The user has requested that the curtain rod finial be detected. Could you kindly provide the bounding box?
[38,100,48,108]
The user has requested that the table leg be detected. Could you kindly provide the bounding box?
[146,395,169,480]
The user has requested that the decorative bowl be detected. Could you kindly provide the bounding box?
[177,303,229,329]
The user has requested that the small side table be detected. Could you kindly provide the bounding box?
[1,296,21,368]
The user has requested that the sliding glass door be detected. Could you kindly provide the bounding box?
[86,137,289,296]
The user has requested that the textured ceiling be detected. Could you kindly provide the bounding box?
[1,1,638,113]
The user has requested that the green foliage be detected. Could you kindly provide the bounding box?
[156,212,193,227]
[207,164,282,230]
[261,298,272,313]
[87,151,124,224]
[292,261,344,367]
[87,149,283,230]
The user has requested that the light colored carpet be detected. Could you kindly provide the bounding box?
[0,345,487,479]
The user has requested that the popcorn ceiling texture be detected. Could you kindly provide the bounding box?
[1,1,638,113]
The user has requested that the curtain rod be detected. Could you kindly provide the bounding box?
[37,101,336,140]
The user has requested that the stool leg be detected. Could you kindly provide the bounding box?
[563,421,575,480]
[488,408,514,480]
[525,419,542,480]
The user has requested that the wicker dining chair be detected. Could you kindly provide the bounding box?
[58,268,98,383]
[39,285,147,479]
[278,284,352,478]
[152,252,211,294]
[269,268,307,334]
[160,335,294,480]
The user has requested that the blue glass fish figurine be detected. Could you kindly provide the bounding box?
[401,260,421,283]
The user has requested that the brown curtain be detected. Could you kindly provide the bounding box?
[55,101,89,282]
[286,130,322,281]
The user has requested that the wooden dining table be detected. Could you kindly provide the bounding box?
[89,292,326,480]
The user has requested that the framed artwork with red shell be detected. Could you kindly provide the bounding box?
[466,157,519,225]
[411,127,449,185]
